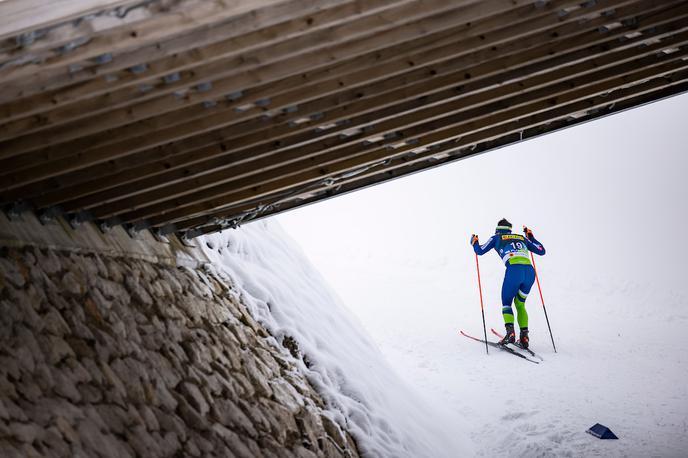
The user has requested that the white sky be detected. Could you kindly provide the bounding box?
[277,92,688,314]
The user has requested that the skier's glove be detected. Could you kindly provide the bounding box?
[523,226,534,240]
[470,234,479,246]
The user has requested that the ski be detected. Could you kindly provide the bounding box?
[459,331,539,364]
[490,328,544,361]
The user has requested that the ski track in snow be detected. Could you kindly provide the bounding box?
[369,271,688,458]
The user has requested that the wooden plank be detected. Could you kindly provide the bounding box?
[165,69,688,233]
[0,0,139,39]
[0,0,655,182]
[182,81,688,236]
[0,0,383,104]
[0,0,515,154]
[58,22,688,216]
[0,0,564,146]
[101,53,688,225]
[0,0,354,81]
[0,0,469,127]
[8,0,680,206]
[0,0,299,81]
[0,0,155,66]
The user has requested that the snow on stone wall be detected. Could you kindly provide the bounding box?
[0,243,360,458]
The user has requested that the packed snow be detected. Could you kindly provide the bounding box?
[276,93,688,457]
[200,221,473,457]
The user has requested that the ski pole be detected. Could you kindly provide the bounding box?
[530,252,557,353]
[474,252,489,354]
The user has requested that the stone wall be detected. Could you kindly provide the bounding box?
[0,239,360,458]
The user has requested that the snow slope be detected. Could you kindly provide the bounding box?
[200,222,473,458]
[334,254,688,457]
[276,93,688,456]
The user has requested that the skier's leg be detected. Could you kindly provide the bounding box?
[513,289,529,329]
[501,268,519,325]
[515,266,536,346]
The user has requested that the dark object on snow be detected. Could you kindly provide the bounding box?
[586,423,619,439]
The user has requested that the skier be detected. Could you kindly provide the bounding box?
[470,218,545,348]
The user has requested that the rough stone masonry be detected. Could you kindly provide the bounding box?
[0,239,360,458]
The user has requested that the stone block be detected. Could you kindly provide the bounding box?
[96,277,130,305]
[293,445,319,458]
[262,399,299,445]
[0,442,25,458]
[210,398,258,438]
[61,271,85,297]
[270,379,304,414]
[184,438,202,457]
[242,355,273,398]
[320,414,347,451]
[124,274,153,306]
[150,379,177,412]
[156,411,187,443]
[41,335,75,366]
[43,308,71,337]
[99,362,127,400]
[15,345,36,374]
[79,383,104,403]
[139,405,160,432]
[54,415,79,443]
[160,430,181,457]
[41,426,72,457]
[174,390,206,428]
[211,423,254,458]
[0,256,25,288]
[9,421,43,443]
[16,378,41,403]
[53,371,82,403]
[6,286,43,330]
[179,381,210,417]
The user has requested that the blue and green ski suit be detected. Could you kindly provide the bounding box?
[472,228,546,328]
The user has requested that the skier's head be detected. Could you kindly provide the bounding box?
[495,218,512,234]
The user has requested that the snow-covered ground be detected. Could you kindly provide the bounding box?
[274,93,688,457]
[202,216,688,457]
[325,254,688,457]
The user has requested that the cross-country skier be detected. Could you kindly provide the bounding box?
[470,218,545,348]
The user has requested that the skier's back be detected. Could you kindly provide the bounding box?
[471,218,545,348]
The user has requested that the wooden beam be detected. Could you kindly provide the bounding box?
[7,1,680,207]
[4,0,632,145]
[104,53,688,225]
[0,0,300,82]
[0,0,357,101]
[0,0,139,39]
[0,0,570,150]
[64,24,688,218]
[182,81,688,236]
[167,70,688,233]
[0,0,656,189]
[0,0,157,67]
[0,0,384,105]
[0,0,475,133]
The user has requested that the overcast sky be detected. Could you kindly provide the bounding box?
[277,92,688,329]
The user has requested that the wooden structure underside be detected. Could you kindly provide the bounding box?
[1,0,687,238]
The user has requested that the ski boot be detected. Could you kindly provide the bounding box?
[519,328,529,349]
[500,323,515,345]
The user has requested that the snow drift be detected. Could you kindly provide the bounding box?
[200,220,472,457]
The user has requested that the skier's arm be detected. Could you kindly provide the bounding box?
[525,236,545,255]
[523,226,545,255]
[472,235,495,255]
